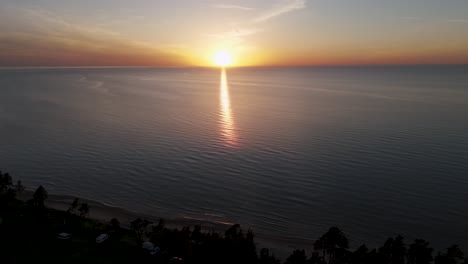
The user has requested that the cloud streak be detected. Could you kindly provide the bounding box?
[206,0,307,54]
[448,19,468,23]
[0,8,187,66]
[215,4,254,11]
[206,28,262,39]
[399,16,419,20]
[254,0,306,23]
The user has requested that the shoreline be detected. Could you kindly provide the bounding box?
[18,190,313,259]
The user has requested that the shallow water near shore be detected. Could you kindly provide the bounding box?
[1,66,468,252]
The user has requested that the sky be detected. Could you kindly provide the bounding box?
[1,0,468,67]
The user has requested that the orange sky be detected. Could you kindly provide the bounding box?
[1,0,468,67]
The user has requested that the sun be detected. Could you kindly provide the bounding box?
[214,51,233,67]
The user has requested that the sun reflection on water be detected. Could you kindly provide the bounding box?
[219,68,238,147]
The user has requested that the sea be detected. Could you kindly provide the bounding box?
[1,65,467,251]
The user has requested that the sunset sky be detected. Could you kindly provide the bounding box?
[1,0,468,67]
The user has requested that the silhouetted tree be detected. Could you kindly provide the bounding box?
[78,203,89,218]
[2,170,468,264]
[221,224,257,264]
[285,249,308,264]
[447,246,465,264]
[110,218,120,231]
[366,248,382,264]
[259,248,280,264]
[408,239,433,264]
[154,218,165,233]
[15,180,25,193]
[309,251,326,264]
[191,224,202,243]
[350,244,372,264]
[379,235,406,264]
[435,245,465,264]
[0,171,13,193]
[148,218,166,245]
[314,227,349,264]
[0,172,19,210]
[68,198,80,215]
[130,218,151,243]
[245,230,258,261]
[130,218,143,238]
[225,224,244,240]
[32,185,48,208]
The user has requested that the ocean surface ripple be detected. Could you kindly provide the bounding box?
[1,66,468,250]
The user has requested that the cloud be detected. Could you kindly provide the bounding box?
[254,0,306,23]
[0,8,187,66]
[204,27,262,49]
[206,28,262,39]
[96,15,146,27]
[206,0,307,51]
[215,4,254,11]
[448,19,468,23]
[399,16,419,20]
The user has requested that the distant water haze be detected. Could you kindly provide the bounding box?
[1,66,467,250]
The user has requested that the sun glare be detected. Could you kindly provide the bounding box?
[214,51,233,67]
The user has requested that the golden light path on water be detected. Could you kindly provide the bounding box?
[219,68,238,147]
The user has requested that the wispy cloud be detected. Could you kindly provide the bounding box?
[0,8,187,66]
[215,4,254,11]
[206,0,307,51]
[96,15,146,27]
[399,16,419,20]
[448,19,468,23]
[207,28,262,39]
[254,0,306,23]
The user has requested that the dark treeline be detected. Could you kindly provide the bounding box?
[1,171,467,264]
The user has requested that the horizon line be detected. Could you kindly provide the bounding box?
[1,63,467,70]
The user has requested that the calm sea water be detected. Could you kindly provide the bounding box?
[1,66,468,249]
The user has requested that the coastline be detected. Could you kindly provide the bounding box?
[18,190,313,259]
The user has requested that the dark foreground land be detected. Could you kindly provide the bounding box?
[1,171,467,264]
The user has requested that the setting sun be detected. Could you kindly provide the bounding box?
[214,51,233,67]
